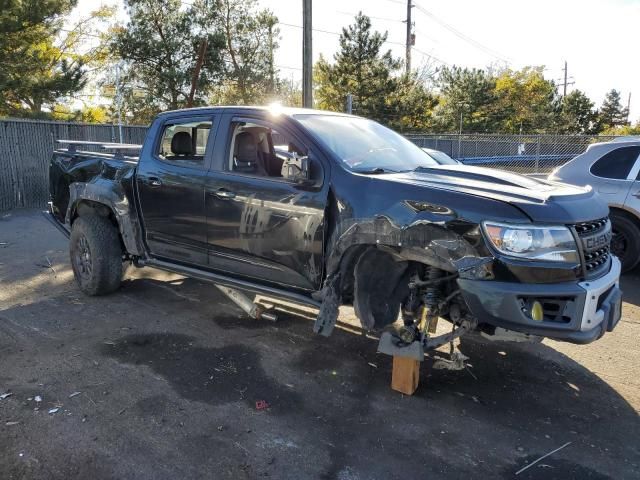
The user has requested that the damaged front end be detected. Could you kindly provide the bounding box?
[312,209,495,358]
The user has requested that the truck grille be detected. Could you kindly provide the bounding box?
[571,217,612,279]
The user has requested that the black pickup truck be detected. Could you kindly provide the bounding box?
[47,106,622,358]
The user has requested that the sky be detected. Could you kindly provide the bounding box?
[71,0,640,121]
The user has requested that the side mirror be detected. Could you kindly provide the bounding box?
[283,155,314,186]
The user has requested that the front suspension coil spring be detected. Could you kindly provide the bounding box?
[424,266,443,309]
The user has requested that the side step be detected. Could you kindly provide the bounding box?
[42,210,70,238]
[143,258,321,310]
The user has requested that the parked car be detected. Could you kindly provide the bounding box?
[549,139,640,272]
[46,106,621,361]
[421,147,460,165]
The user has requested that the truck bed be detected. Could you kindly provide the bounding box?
[49,145,139,224]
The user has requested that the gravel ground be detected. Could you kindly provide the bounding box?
[0,209,639,479]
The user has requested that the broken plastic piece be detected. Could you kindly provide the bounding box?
[48,408,59,414]
[432,351,469,371]
[0,392,12,400]
[68,392,82,398]
[34,396,42,403]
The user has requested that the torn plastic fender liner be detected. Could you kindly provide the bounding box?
[314,214,494,336]
[66,181,145,256]
[352,248,409,330]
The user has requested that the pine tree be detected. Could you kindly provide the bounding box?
[0,0,87,116]
[599,89,629,129]
[315,12,433,130]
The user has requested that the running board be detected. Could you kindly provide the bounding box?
[42,209,70,238]
[143,258,321,310]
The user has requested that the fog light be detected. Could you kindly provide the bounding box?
[531,301,544,322]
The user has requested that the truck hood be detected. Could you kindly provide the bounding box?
[381,165,609,223]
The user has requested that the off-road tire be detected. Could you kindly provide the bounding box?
[610,212,640,273]
[70,215,123,295]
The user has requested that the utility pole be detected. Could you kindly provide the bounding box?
[627,92,632,124]
[345,94,353,114]
[302,0,313,108]
[560,60,574,97]
[404,0,413,73]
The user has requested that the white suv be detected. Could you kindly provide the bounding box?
[549,139,640,272]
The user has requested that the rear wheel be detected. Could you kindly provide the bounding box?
[70,215,123,295]
[610,212,640,273]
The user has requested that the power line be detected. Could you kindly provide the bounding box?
[411,46,451,67]
[412,3,510,64]
[278,22,407,48]
[278,20,453,69]
[336,11,404,23]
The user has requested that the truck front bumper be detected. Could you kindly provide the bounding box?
[457,257,622,344]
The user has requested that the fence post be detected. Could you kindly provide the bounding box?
[535,135,541,174]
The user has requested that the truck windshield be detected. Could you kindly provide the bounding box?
[294,114,438,173]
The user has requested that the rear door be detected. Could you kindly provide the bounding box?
[623,148,640,216]
[136,114,219,266]
[589,146,640,207]
[204,112,328,291]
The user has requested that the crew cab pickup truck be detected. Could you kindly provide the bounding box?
[47,106,622,358]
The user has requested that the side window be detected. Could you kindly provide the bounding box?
[590,146,640,180]
[228,121,307,179]
[157,120,212,162]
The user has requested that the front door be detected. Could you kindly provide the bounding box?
[204,113,327,291]
[136,115,217,266]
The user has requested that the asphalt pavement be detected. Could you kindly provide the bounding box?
[0,210,638,479]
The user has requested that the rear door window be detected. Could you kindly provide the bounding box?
[157,120,212,163]
[590,146,640,180]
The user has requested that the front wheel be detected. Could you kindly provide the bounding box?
[610,212,640,273]
[70,215,123,295]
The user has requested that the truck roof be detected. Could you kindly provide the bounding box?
[157,105,355,119]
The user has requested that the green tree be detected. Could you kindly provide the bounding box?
[315,12,400,119]
[0,0,105,117]
[557,90,598,134]
[315,12,432,130]
[434,66,496,132]
[112,0,226,123]
[209,0,280,104]
[493,66,558,133]
[598,89,629,130]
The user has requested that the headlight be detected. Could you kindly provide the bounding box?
[482,222,578,262]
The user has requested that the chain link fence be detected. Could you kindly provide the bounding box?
[0,116,630,212]
[405,133,619,175]
[0,118,147,211]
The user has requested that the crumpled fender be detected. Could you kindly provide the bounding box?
[313,196,496,337]
[66,181,145,256]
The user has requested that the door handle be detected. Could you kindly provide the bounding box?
[211,188,236,199]
[147,177,162,188]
